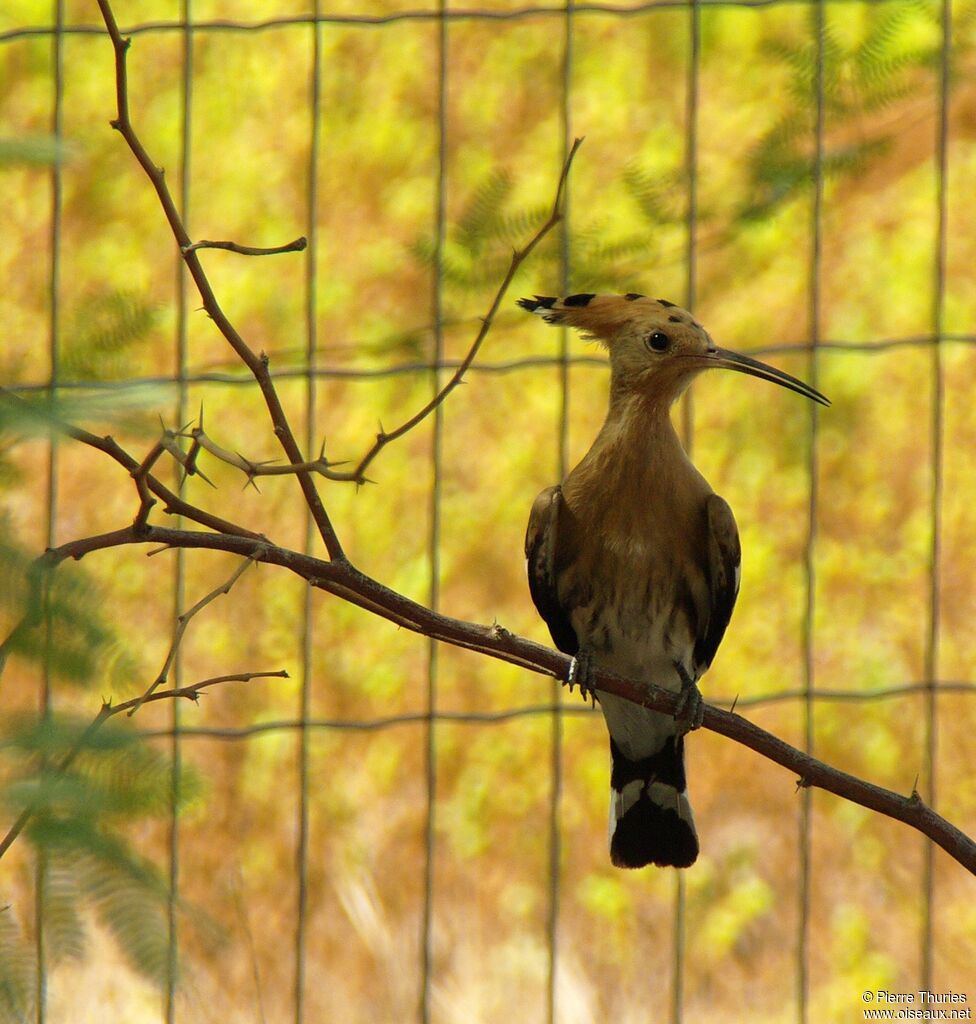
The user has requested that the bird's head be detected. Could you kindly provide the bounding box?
[517,293,829,408]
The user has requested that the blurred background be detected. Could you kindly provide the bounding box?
[2,0,975,1021]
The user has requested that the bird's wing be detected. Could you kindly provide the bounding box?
[525,485,579,656]
[695,493,741,671]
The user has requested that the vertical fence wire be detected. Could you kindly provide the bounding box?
[419,4,450,1020]
[35,2,66,1020]
[671,2,701,1020]
[545,5,576,1021]
[798,1,826,1020]
[295,6,323,1021]
[165,6,194,1020]
[922,0,951,992]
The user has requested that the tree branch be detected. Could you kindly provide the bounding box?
[0,386,262,541]
[325,138,584,485]
[94,0,344,561]
[15,0,963,890]
[182,236,307,256]
[23,523,976,876]
[182,416,340,488]
[127,551,264,715]
[0,669,288,860]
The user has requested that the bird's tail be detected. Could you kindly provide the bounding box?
[608,733,698,869]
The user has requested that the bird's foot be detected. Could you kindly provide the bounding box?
[567,649,598,707]
[673,662,704,734]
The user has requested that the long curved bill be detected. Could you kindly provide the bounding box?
[708,347,830,407]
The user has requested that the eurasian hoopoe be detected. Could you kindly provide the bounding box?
[520,292,828,868]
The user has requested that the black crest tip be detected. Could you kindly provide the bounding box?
[517,295,558,313]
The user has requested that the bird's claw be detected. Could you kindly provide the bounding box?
[567,650,597,707]
[673,662,704,734]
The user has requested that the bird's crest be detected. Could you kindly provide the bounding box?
[517,293,694,342]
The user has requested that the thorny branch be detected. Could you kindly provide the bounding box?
[2,0,972,880]
[13,523,976,876]
[174,137,580,490]
[0,669,289,860]
[96,0,580,509]
[95,0,344,560]
[127,551,264,716]
[326,138,584,486]
[182,410,339,489]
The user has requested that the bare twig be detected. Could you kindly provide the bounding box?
[96,0,583,532]
[182,236,307,256]
[0,386,261,541]
[185,421,339,487]
[176,139,582,488]
[327,137,584,486]
[19,522,976,876]
[0,669,288,860]
[131,440,166,532]
[94,0,344,561]
[127,551,264,716]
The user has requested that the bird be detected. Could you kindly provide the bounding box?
[519,292,829,869]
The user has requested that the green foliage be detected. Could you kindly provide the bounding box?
[0,536,113,688]
[0,910,35,1024]
[61,291,160,382]
[0,713,205,1018]
[743,7,931,220]
[0,357,159,687]
[409,166,670,304]
[0,136,67,166]
[411,170,549,295]
[0,358,197,1007]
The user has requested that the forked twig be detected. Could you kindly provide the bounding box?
[15,521,976,877]
[126,551,264,716]
[329,138,584,486]
[0,669,288,860]
[94,0,344,560]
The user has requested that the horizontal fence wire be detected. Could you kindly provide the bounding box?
[7,333,974,389]
[0,0,929,44]
[129,681,976,744]
[6,334,976,395]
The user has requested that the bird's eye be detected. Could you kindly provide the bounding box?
[646,331,670,353]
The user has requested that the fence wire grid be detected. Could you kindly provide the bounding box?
[2,0,973,1022]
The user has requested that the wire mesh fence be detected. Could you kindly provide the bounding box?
[2,0,974,1021]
